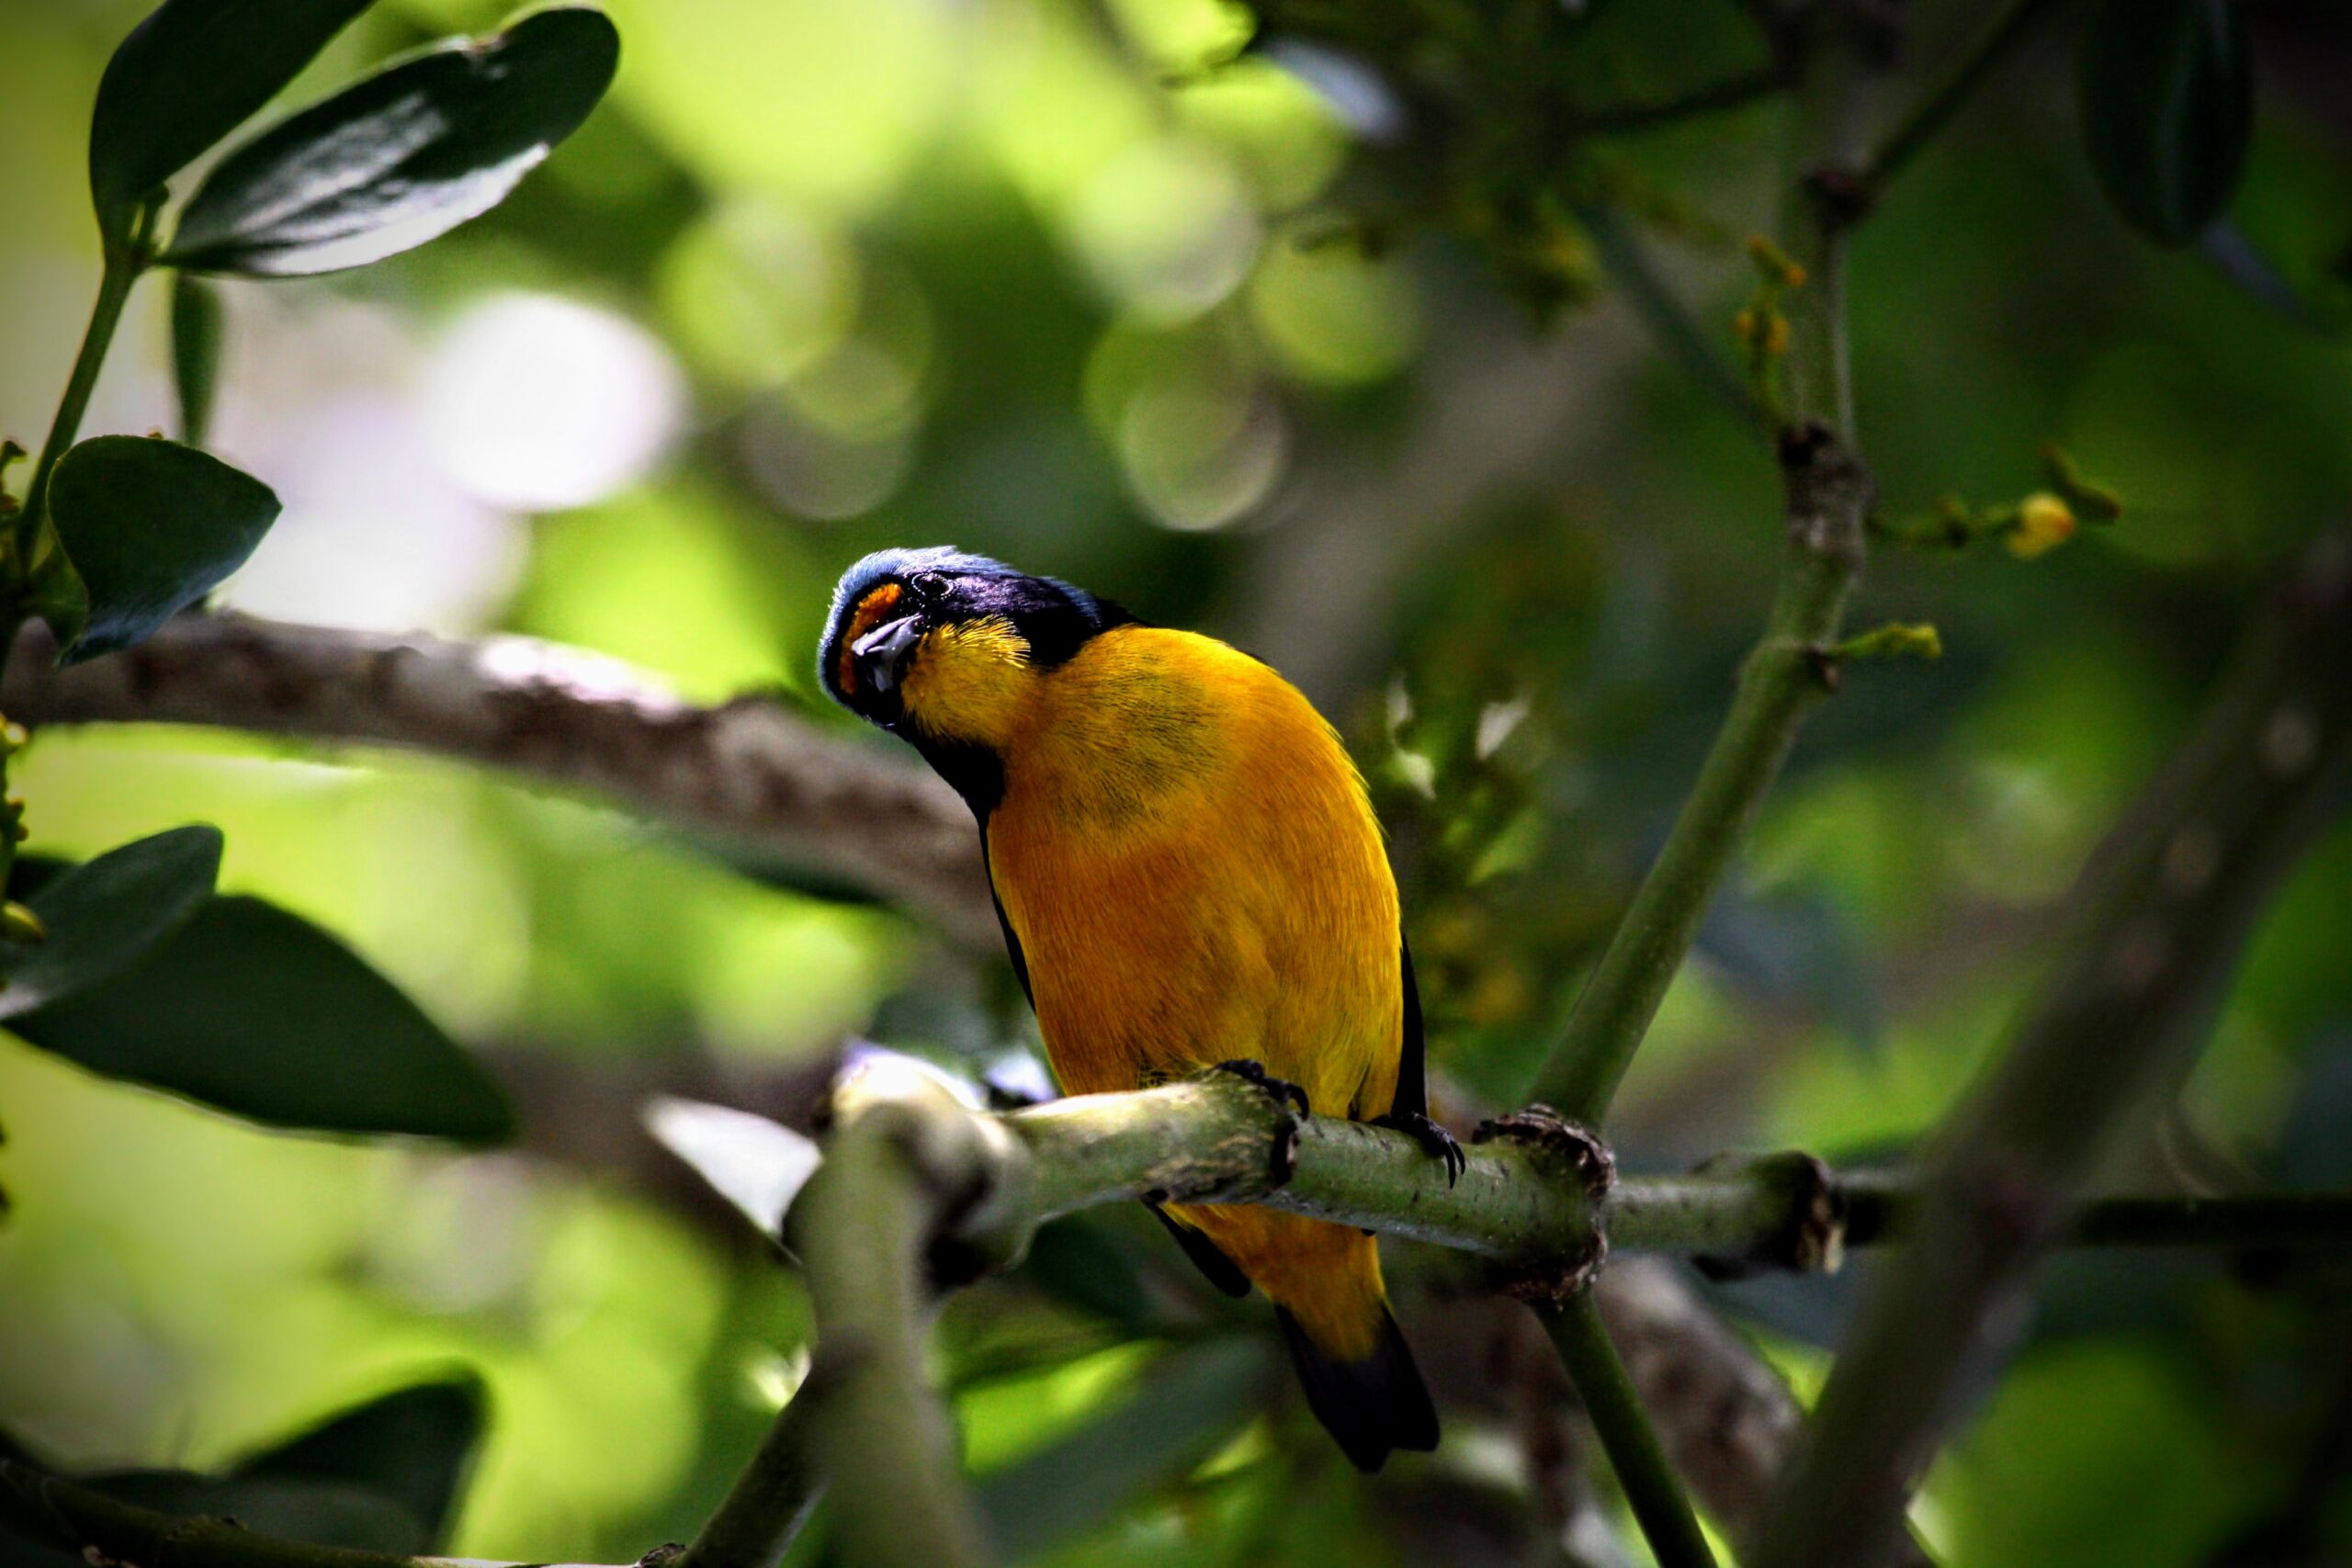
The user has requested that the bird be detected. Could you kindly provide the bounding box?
[818,546,1464,1472]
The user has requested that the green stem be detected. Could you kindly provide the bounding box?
[1523,500,1861,1124]
[1778,13,1876,440]
[1864,0,2067,190]
[21,243,147,551]
[1541,1294,1719,1568]
[673,1390,825,1568]
[1524,8,1883,1129]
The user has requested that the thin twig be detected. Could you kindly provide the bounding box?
[1844,1179,2352,1252]
[1523,423,1871,1124]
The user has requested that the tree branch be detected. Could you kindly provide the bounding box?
[0,614,996,949]
[13,1043,2347,1568]
[786,1067,1000,1568]
[1751,536,2352,1568]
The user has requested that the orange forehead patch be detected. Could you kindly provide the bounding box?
[834,582,905,695]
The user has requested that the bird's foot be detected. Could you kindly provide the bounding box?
[1372,1111,1466,1186]
[1211,1058,1309,1116]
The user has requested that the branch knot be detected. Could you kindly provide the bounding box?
[1472,1105,1615,1303]
[1778,421,1874,570]
[1691,1151,1849,1279]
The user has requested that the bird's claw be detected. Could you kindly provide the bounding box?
[1374,1111,1465,1186]
[1212,1058,1309,1116]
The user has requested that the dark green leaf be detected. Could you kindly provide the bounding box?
[976,1338,1270,1562]
[87,0,374,227]
[11,893,514,1143]
[0,1381,484,1561]
[44,435,279,664]
[232,1378,485,1547]
[0,827,220,1021]
[164,8,621,277]
[89,1475,433,1556]
[170,274,225,446]
[2078,0,2253,245]
[645,1095,821,1238]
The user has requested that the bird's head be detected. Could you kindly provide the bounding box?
[819,547,1133,752]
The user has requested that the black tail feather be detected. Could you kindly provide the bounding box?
[1275,1304,1440,1472]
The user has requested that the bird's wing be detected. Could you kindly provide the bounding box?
[1148,1203,1252,1296]
[980,830,1035,1008]
[1393,933,1429,1121]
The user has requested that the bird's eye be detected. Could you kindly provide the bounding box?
[909,570,950,604]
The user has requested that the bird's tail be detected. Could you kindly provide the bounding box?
[1273,1301,1440,1473]
[1170,1204,1441,1471]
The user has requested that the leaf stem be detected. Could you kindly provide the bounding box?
[20,217,153,554]
[1541,1294,1719,1568]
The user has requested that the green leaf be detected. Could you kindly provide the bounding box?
[2078,0,2254,246]
[170,273,224,446]
[644,1095,822,1238]
[43,434,279,664]
[0,827,221,1021]
[10,892,514,1143]
[976,1338,1270,1562]
[164,8,621,277]
[91,1475,435,1556]
[231,1378,485,1548]
[0,1380,485,1561]
[87,0,375,228]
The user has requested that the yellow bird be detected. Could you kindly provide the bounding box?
[820,547,1461,1471]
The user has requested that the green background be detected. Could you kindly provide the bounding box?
[2,0,2347,1562]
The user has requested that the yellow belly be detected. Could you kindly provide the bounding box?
[982,626,1403,1357]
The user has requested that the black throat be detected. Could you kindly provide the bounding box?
[905,729,1007,825]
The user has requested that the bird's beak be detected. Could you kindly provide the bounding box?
[852,615,923,695]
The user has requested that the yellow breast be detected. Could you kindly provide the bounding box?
[984,626,1403,1120]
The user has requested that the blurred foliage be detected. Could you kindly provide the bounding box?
[2,0,2350,1563]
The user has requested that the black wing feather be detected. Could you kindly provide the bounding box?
[1148,1203,1252,1296]
[1392,933,1429,1121]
